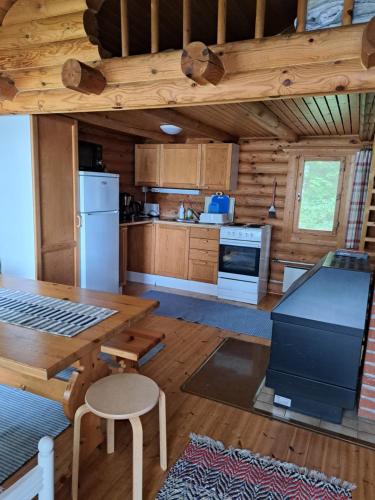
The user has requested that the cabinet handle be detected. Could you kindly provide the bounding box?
[76,215,82,228]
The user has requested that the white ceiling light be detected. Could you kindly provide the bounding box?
[160,123,183,135]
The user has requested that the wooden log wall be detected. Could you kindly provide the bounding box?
[152,138,358,294]
[78,123,140,198]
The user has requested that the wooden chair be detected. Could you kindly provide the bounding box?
[101,327,165,372]
[72,373,167,500]
[0,437,54,500]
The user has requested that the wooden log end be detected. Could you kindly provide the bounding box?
[61,59,107,95]
[181,41,225,86]
[362,16,375,69]
[0,75,18,101]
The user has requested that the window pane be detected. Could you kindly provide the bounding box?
[298,160,341,231]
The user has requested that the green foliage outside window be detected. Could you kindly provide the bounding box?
[298,160,341,232]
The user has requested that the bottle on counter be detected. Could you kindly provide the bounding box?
[178,201,185,220]
[186,208,193,220]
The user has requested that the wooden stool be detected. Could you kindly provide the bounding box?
[71,373,167,500]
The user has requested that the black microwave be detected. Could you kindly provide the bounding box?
[79,140,104,171]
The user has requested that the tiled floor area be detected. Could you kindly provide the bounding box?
[254,382,375,447]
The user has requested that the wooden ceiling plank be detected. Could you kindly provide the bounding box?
[359,92,367,140]
[363,93,375,140]
[337,94,352,134]
[313,96,338,135]
[293,97,325,135]
[302,96,331,135]
[349,93,360,134]
[264,101,306,135]
[65,112,174,142]
[283,100,316,135]
[325,95,345,135]
[139,107,236,142]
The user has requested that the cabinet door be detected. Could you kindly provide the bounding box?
[135,145,160,186]
[32,115,79,286]
[154,225,189,279]
[119,226,128,286]
[160,145,201,188]
[200,143,239,191]
[127,224,155,274]
[188,260,218,284]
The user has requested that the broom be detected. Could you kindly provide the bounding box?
[268,178,277,218]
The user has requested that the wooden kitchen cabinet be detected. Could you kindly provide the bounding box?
[127,224,155,274]
[188,260,218,284]
[160,144,201,188]
[154,224,190,279]
[119,226,128,287]
[135,144,160,186]
[200,143,239,191]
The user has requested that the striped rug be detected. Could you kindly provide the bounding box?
[157,434,355,499]
[0,288,117,337]
[0,385,69,484]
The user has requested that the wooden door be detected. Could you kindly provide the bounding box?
[154,224,189,279]
[127,224,155,274]
[119,226,128,286]
[160,145,201,188]
[200,143,239,191]
[32,115,79,286]
[135,144,160,186]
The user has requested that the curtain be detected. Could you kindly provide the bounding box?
[345,148,373,250]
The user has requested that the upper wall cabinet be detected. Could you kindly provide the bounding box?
[201,143,239,191]
[135,144,160,186]
[135,143,239,191]
[160,144,201,188]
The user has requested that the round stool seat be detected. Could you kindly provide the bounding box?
[85,373,160,419]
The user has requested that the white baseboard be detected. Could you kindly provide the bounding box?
[127,271,218,296]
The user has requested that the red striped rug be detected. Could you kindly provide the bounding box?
[157,434,355,499]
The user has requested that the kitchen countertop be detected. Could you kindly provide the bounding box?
[120,218,223,230]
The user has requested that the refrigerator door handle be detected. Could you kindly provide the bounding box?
[86,210,119,215]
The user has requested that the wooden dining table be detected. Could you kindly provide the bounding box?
[0,275,158,460]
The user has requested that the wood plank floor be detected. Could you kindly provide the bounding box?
[52,286,374,499]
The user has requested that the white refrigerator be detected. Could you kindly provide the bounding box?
[79,171,120,293]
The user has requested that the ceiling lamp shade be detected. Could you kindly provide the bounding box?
[160,123,183,135]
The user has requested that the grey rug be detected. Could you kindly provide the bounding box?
[0,384,69,484]
[141,291,273,340]
[0,288,117,338]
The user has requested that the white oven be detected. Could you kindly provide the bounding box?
[218,225,271,304]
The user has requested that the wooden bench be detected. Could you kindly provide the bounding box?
[101,327,165,372]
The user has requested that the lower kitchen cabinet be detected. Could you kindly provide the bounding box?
[154,224,190,279]
[127,224,155,274]
[188,259,218,284]
[119,226,128,287]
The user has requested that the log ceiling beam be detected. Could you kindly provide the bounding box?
[138,108,236,142]
[62,59,107,95]
[1,24,375,114]
[0,75,17,101]
[239,102,298,142]
[362,16,375,68]
[181,41,225,85]
[0,0,16,26]
[65,112,175,142]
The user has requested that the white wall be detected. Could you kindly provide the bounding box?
[0,115,36,279]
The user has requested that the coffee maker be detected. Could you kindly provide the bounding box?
[119,192,141,222]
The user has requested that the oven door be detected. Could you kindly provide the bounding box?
[219,238,261,281]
